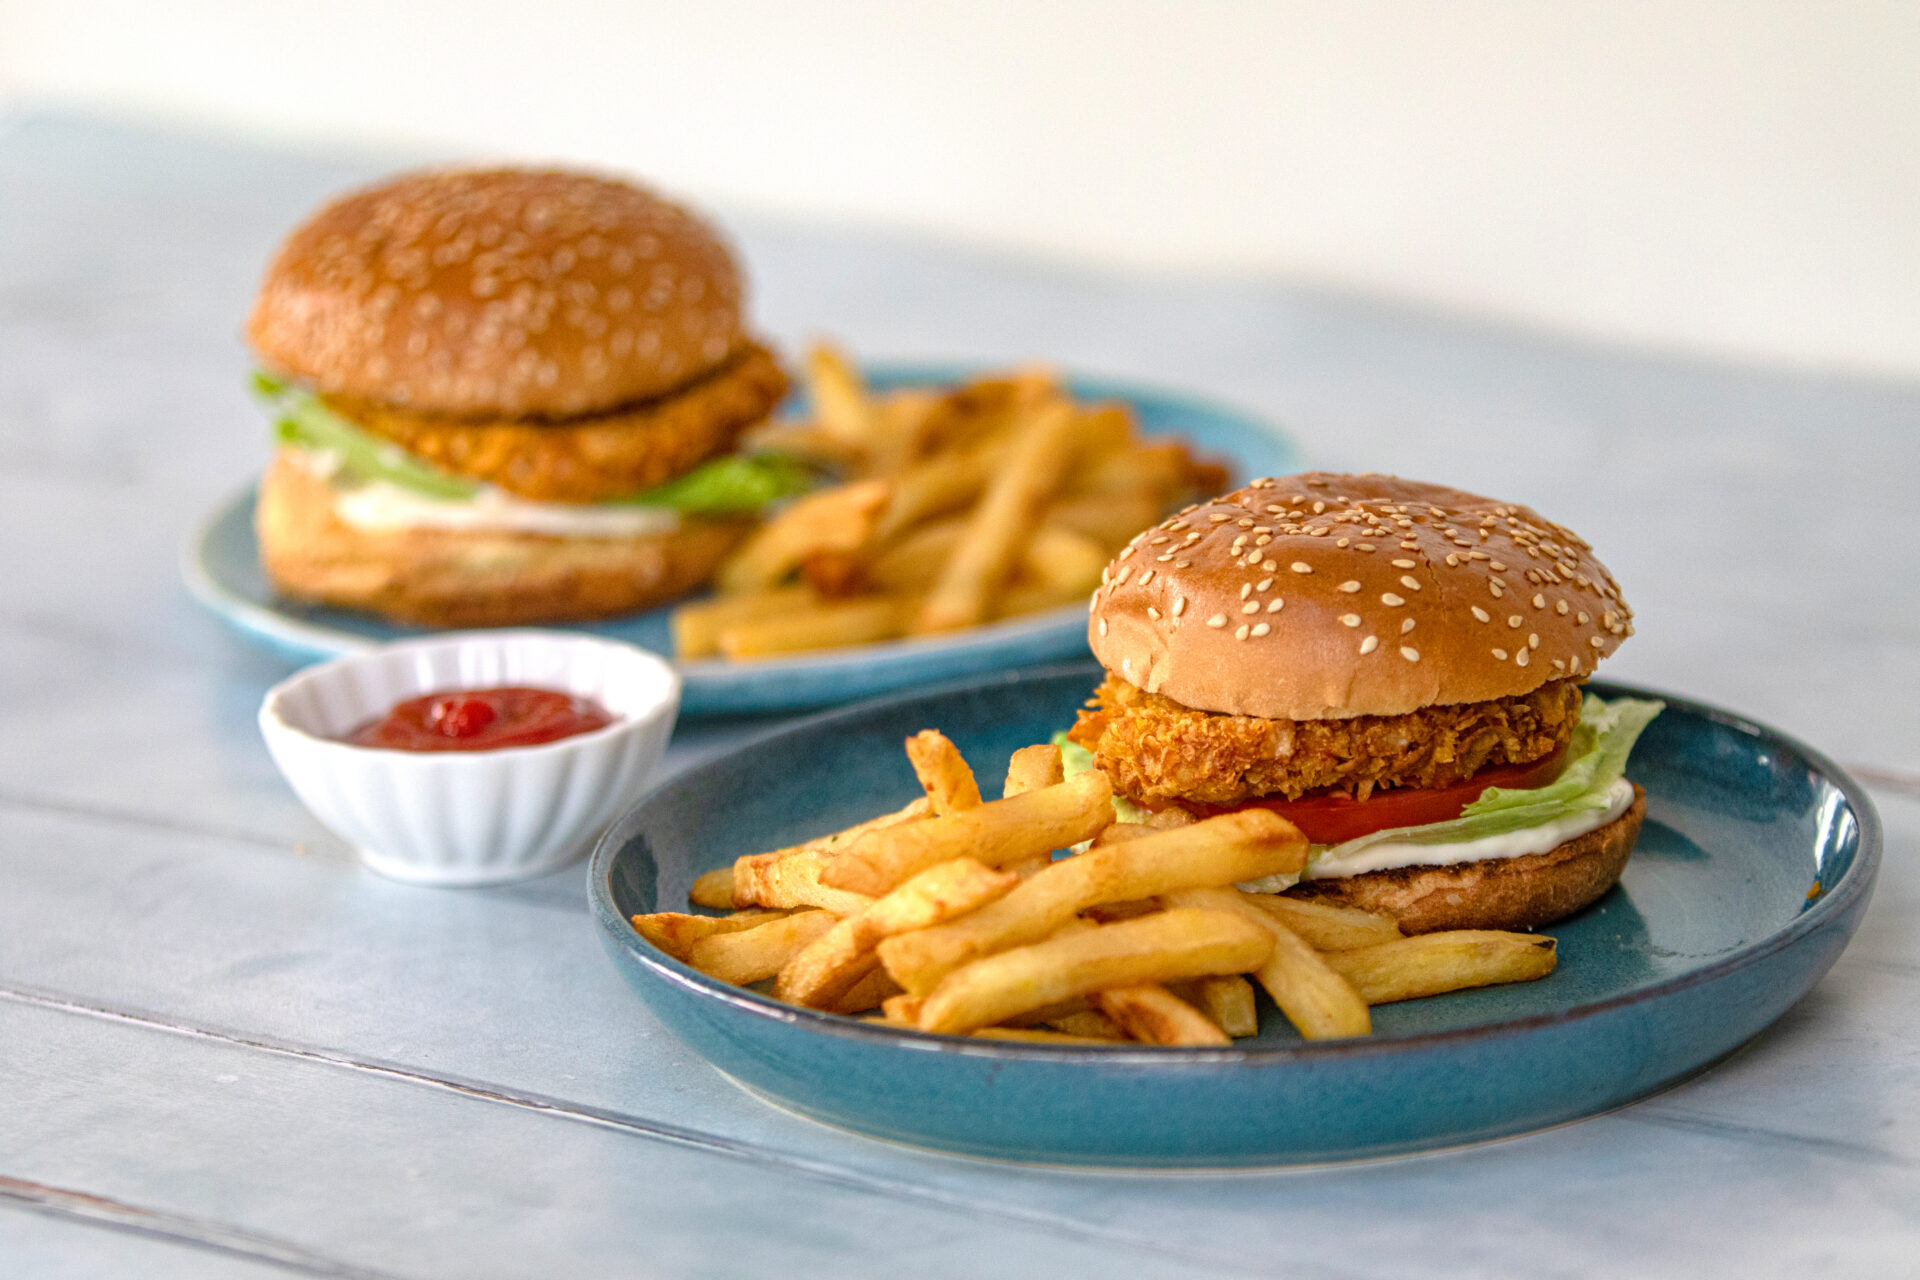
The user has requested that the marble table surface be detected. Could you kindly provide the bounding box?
[2,113,1916,1279]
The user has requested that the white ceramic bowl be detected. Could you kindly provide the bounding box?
[259,631,680,885]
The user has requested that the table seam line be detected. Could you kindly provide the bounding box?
[0,981,1343,1280]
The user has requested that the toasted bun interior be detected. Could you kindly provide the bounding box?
[1088,472,1634,720]
[1283,785,1647,933]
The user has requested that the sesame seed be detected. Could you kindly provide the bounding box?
[1207,614,1228,629]
[1118,546,1135,560]
[1147,606,1161,620]
[1360,635,1379,655]
[1400,646,1420,662]
[1114,567,1131,584]
[1446,554,1460,566]
[1340,613,1361,627]
[1589,636,1606,648]
[1291,562,1313,574]
[1257,578,1274,591]
[1176,560,1191,568]
[1528,633,1540,649]
[1338,581,1361,593]
[1172,597,1187,617]
[1250,622,1271,637]
[1392,558,1416,569]
[1157,554,1175,562]
[1570,655,1583,673]
[1098,618,1109,636]
[1556,600,1569,615]
[1336,538,1350,548]
[1381,593,1405,606]
[1471,606,1491,623]
[1508,615,1523,627]
[1515,648,1531,668]
[1208,514,1231,523]
[1400,575,1421,591]
[1262,559,1278,572]
[1235,625,1250,640]
[1490,561,1508,572]
[1357,543,1376,552]
[1493,648,1508,660]
[1401,618,1416,634]
[1242,602,1260,614]
[1490,582,1505,597]
[1240,583,1253,599]
[1577,611,1590,624]
[1267,598,1284,613]
[1532,594,1546,609]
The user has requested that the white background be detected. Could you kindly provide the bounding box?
[2,0,1915,380]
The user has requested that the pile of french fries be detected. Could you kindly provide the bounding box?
[632,732,1559,1045]
[670,344,1227,660]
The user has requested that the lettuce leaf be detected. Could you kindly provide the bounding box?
[1055,732,1154,824]
[1305,694,1663,873]
[254,371,815,514]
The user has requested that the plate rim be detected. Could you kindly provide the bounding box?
[589,662,1882,1065]
[180,362,1298,682]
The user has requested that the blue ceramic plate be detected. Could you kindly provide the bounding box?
[590,662,1879,1168]
[182,367,1296,716]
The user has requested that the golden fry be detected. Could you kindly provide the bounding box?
[970,1027,1121,1046]
[1092,983,1231,1046]
[807,343,880,449]
[881,993,924,1025]
[1186,974,1260,1038]
[1088,822,1154,848]
[822,771,1115,897]
[629,910,782,960]
[718,479,890,593]
[1242,893,1404,950]
[1166,888,1370,1040]
[1044,489,1167,549]
[914,397,1080,633]
[1042,1009,1129,1040]
[688,866,735,910]
[1019,524,1110,594]
[916,908,1273,1035]
[716,595,910,659]
[879,808,1307,997]
[671,585,820,659]
[992,579,1100,621]
[1001,743,1064,798]
[775,857,1019,1008]
[865,517,965,592]
[685,911,836,985]
[730,847,875,916]
[1321,932,1557,1005]
[828,965,903,1015]
[904,730,983,815]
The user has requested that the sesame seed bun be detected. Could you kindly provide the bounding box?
[1283,785,1646,934]
[1088,473,1635,721]
[247,168,748,418]
[255,453,749,627]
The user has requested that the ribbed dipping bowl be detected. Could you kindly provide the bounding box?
[262,630,679,885]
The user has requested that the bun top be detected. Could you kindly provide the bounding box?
[247,168,748,418]
[1088,473,1634,719]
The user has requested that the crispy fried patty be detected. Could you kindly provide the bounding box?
[1070,676,1582,806]
[325,341,788,504]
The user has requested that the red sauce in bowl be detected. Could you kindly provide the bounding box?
[343,687,615,752]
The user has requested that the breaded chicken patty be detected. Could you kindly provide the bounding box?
[1070,675,1582,807]
[325,341,788,504]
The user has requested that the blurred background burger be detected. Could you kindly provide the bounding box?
[247,168,802,627]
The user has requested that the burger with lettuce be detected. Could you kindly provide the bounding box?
[1066,472,1661,933]
[246,168,804,627]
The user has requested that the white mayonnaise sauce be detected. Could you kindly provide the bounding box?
[332,478,681,538]
[1300,778,1637,881]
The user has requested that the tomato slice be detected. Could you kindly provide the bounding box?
[1185,744,1570,845]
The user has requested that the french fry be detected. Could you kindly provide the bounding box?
[689,866,735,909]
[1185,975,1259,1038]
[904,730,983,815]
[1082,898,1160,923]
[1001,743,1066,877]
[993,579,1100,621]
[878,808,1307,997]
[1019,524,1110,594]
[1089,822,1154,848]
[731,847,876,916]
[915,397,1080,633]
[1044,489,1167,548]
[1142,806,1199,831]
[776,857,1019,1008]
[970,1027,1120,1046]
[1064,439,1194,498]
[821,771,1115,896]
[917,908,1273,1035]
[1321,932,1557,1005]
[1166,888,1370,1040]
[1042,1009,1129,1040]
[670,586,818,658]
[865,517,965,592]
[718,479,890,593]
[828,965,903,1015]
[1242,893,1404,950]
[685,910,836,985]
[1002,743,1064,797]
[715,594,910,659]
[1092,984,1231,1046]
[807,343,880,449]
[881,993,924,1025]
[629,910,783,960]
[872,445,1002,542]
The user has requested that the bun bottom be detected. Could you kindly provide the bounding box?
[1283,785,1646,934]
[256,452,749,628]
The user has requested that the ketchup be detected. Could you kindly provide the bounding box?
[343,687,614,752]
